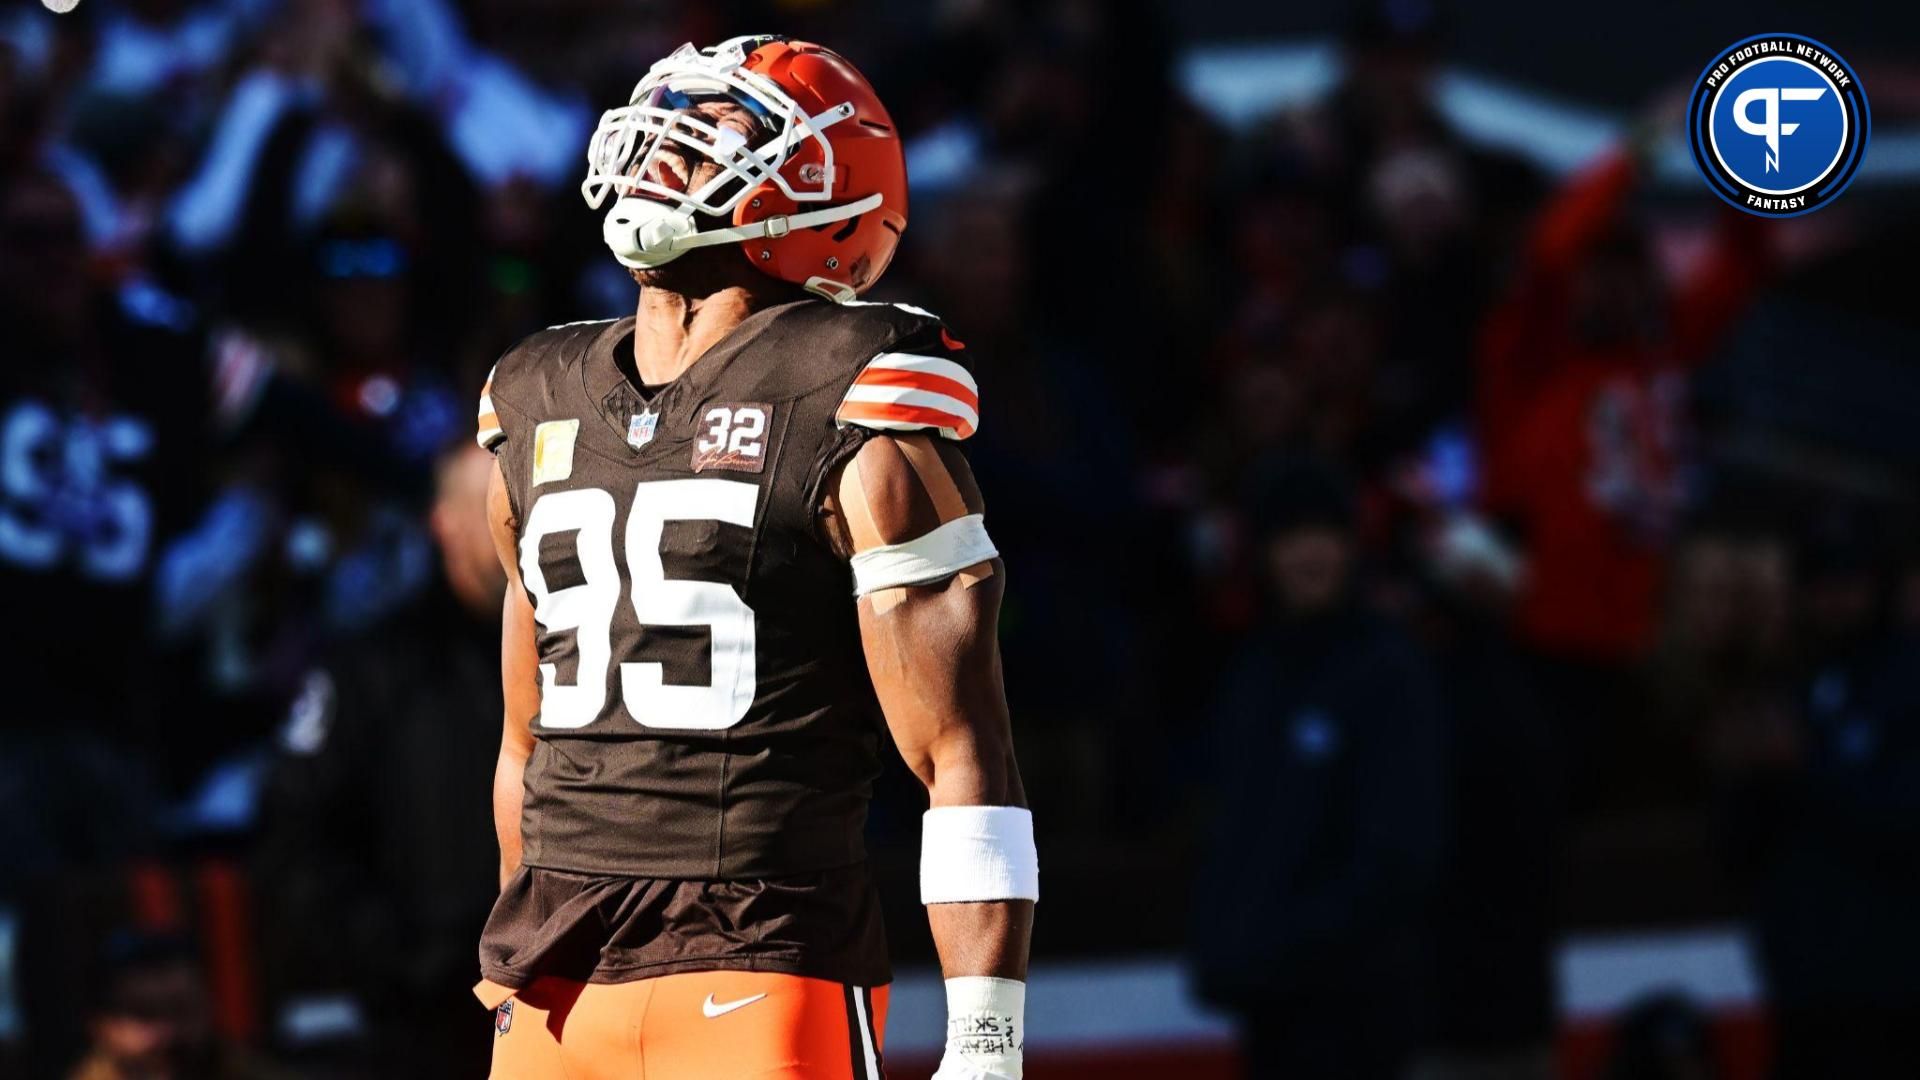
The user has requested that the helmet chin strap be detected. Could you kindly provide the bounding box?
[602,192,884,270]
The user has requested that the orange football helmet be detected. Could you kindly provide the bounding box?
[582,36,908,301]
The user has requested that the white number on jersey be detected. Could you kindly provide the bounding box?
[697,406,768,458]
[517,478,760,730]
[516,488,619,729]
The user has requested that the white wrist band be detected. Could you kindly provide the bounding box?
[936,976,1025,1080]
[920,806,1039,904]
[850,514,998,595]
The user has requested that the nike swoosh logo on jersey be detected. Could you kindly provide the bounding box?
[702,992,768,1019]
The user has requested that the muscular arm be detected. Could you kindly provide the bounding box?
[487,457,540,887]
[824,434,1033,982]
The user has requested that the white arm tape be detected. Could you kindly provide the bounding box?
[850,513,998,596]
[920,805,1039,904]
[935,976,1026,1080]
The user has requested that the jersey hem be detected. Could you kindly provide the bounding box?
[515,853,871,880]
[479,952,893,990]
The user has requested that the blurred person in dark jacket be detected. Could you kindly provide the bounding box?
[1410,515,1555,1080]
[67,932,281,1080]
[1743,514,1920,1080]
[1310,0,1544,466]
[0,166,198,1076]
[1190,459,1445,1079]
[253,442,504,1077]
[0,164,213,773]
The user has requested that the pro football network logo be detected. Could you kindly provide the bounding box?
[1687,34,1869,217]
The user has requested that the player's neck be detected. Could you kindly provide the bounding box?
[632,284,766,386]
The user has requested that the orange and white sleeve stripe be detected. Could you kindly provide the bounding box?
[476,364,504,450]
[834,352,979,441]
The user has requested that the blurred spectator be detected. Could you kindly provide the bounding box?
[1741,514,1920,1080]
[1190,458,1445,1079]
[1476,124,1770,813]
[1413,517,1556,1078]
[252,443,503,1077]
[1660,527,1795,777]
[1253,0,1542,468]
[0,162,213,782]
[67,932,280,1080]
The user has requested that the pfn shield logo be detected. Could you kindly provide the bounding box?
[1688,34,1869,217]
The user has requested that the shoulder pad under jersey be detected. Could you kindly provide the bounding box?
[830,302,978,441]
[476,363,505,451]
[475,319,616,451]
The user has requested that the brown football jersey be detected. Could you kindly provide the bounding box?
[474,298,978,988]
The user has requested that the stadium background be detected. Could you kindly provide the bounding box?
[3,0,1919,1077]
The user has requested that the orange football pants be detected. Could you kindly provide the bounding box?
[479,971,888,1079]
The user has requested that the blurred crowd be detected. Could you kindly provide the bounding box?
[3,1,1919,1078]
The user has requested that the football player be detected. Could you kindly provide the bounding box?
[470,37,1034,1080]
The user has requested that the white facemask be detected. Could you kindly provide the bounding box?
[582,37,867,270]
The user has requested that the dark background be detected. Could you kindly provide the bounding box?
[1183,1,1918,107]
[3,1,1918,1078]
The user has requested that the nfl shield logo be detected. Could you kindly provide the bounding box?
[494,999,514,1037]
[627,409,659,449]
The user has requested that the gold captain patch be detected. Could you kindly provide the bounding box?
[532,419,580,485]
